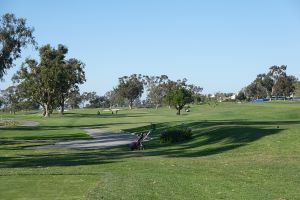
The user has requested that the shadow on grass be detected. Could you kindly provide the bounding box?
[122,119,293,158]
[0,151,119,168]
[142,125,283,157]
[0,120,300,168]
[0,119,289,169]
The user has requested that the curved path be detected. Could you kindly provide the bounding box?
[33,129,137,149]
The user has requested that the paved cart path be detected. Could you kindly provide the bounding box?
[33,128,137,149]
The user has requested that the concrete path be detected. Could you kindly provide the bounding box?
[33,129,137,149]
[21,121,40,127]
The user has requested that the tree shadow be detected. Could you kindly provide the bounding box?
[125,119,290,158]
[0,151,120,168]
[142,125,283,157]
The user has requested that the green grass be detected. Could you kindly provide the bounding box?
[0,102,300,199]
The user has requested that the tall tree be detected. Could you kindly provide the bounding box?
[272,75,297,98]
[166,86,193,115]
[66,89,82,109]
[268,65,287,82]
[0,13,36,79]
[115,74,144,109]
[254,73,274,97]
[56,57,86,114]
[105,89,124,107]
[244,82,268,100]
[0,86,21,114]
[13,44,85,117]
[143,75,169,109]
[164,79,200,115]
[81,91,97,107]
[267,65,287,96]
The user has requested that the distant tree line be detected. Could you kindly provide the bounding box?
[78,74,203,115]
[237,65,298,101]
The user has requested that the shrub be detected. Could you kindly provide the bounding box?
[160,127,192,143]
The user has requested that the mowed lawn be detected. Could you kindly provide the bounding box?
[0,102,300,200]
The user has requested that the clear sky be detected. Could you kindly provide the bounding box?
[1,0,300,95]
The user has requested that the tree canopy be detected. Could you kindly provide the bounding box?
[115,74,144,109]
[0,13,36,79]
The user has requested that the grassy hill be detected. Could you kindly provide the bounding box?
[0,102,300,199]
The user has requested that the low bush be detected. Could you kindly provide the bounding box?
[160,127,192,143]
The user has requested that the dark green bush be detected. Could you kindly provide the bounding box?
[160,127,192,143]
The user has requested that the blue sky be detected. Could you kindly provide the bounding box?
[1,0,300,95]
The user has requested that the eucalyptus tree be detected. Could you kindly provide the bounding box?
[254,74,274,97]
[244,82,268,100]
[56,57,86,114]
[105,89,124,108]
[115,74,144,109]
[66,89,82,109]
[13,44,85,117]
[0,86,21,114]
[272,75,298,98]
[143,75,169,109]
[0,13,36,79]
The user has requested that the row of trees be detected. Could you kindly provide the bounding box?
[1,73,203,115]
[239,65,298,100]
[79,75,203,115]
[112,74,203,114]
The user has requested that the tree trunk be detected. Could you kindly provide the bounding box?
[44,103,50,117]
[60,95,65,115]
[129,100,133,109]
[155,104,159,109]
[60,103,64,115]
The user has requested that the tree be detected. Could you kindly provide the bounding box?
[164,79,178,109]
[0,13,36,79]
[13,44,85,117]
[81,91,97,107]
[0,86,21,114]
[236,90,246,101]
[166,86,193,115]
[143,75,169,109]
[66,89,82,109]
[56,57,86,114]
[268,65,287,82]
[13,57,54,117]
[267,65,287,96]
[0,97,3,108]
[105,89,124,107]
[244,82,268,100]
[254,74,274,97]
[272,75,297,98]
[164,79,200,115]
[89,95,110,108]
[115,74,144,109]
